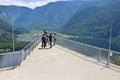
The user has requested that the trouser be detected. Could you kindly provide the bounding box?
[41,41,46,48]
[49,41,52,48]
[53,39,56,45]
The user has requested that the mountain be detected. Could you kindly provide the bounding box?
[0,17,28,34]
[31,0,112,30]
[25,1,87,30]
[0,5,33,28]
[0,0,107,31]
[62,0,120,39]
[0,1,84,30]
[0,18,12,33]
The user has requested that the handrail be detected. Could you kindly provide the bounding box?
[0,36,119,69]
[57,37,120,67]
[0,51,21,55]
[0,37,41,68]
[22,37,39,50]
[0,38,39,55]
[61,37,120,55]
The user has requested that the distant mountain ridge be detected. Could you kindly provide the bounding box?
[0,18,12,33]
[0,5,33,27]
[29,1,85,30]
[0,0,110,31]
[0,1,86,30]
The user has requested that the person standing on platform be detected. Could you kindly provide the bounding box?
[53,33,57,46]
[41,34,46,48]
[49,33,52,48]
[43,29,48,46]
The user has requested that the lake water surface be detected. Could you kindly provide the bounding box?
[17,37,36,42]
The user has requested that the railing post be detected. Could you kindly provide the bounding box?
[85,46,88,56]
[18,50,23,66]
[107,51,110,66]
[28,48,30,55]
[97,48,101,62]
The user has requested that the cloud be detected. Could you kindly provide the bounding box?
[0,0,70,9]
[0,0,28,7]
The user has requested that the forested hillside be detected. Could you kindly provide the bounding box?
[62,0,120,39]
[0,5,32,28]
[0,18,12,33]
[0,32,29,53]
[0,0,108,31]
[62,0,120,51]
[0,18,29,53]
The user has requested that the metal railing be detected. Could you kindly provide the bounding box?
[0,36,119,69]
[57,37,120,67]
[0,37,41,68]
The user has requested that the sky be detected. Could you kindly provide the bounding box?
[0,0,72,9]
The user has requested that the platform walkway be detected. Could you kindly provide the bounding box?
[0,44,120,80]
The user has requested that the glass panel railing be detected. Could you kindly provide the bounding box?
[57,37,120,66]
[0,37,41,69]
[19,37,40,65]
[0,51,21,68]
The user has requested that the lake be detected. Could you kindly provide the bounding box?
[68,37,120,52]
[17,37,36,42]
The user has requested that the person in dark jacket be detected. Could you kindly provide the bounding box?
[49,33,52,48]
[43,29,48,46]
[41,34,46,48]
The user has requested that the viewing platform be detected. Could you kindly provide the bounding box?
[0,43,120,80]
